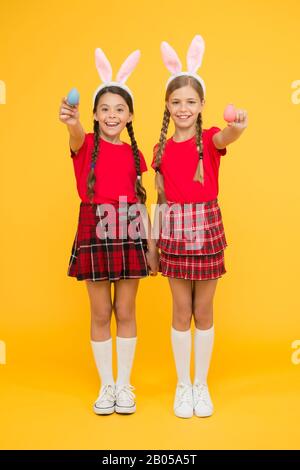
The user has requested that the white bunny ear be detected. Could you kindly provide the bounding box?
[186,35,205,73]
[95,48,113,82]
[116,50,141,84]
[161,41,182,74]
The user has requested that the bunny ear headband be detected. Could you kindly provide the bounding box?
[93,48,141,105]
[161,35,206,96]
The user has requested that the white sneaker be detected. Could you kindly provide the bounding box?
[173,383,193,418]
[193,382,214,417]
[93,383,116,415]
[115,384,136,414]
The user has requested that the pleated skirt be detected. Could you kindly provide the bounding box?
[157,198,227,281]
[67,202,149,282]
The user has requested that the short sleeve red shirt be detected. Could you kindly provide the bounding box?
[151,126,226,203]
[70,133,148,204]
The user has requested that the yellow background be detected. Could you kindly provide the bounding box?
[1,0,300,450]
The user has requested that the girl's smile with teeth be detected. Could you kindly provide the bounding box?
[105,122,120,127]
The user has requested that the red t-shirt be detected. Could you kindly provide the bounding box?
[70,133,148,204]
[151,127,227,203]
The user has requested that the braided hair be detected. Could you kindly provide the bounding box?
[154,75,205,190]
[194,112,204,184]
[87,119,100,206]
[153,105,170,195]
[126,121,146,203]
[87,86,147,206]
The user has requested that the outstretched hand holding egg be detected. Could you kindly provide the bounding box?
[59,88,80,126]
[224,103,248,129]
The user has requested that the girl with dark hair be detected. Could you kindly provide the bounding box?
[60,48,159,416]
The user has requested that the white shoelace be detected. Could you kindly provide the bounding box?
[176,383,193,406]
[193,383,210,406]
[116,384,135,403]
[97,384,115,404]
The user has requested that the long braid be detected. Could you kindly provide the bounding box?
[126,121,147,204]
[154,105,170,195]
[87,120,100,206]
[193,112,204,184]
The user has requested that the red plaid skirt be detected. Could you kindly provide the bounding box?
[157,199,227,280]
[158,250,226,280]
[67,202,149,282]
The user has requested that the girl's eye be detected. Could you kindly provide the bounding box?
[117,109,124,112]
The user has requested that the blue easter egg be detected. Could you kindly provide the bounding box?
[67,88,80,106]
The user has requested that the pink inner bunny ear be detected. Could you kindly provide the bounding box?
[186,35,205,73]
[95,48,113,82]
[161,42,182,74]
[116,50,141,84]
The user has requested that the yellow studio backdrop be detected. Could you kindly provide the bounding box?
[0,0,300,450]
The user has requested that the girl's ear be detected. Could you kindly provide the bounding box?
[127,112,133,123]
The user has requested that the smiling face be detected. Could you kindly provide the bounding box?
[166,84,205,131]
[94,92,133,140]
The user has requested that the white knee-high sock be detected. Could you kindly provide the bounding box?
[194,325,214,385]
[116,336,137,386]
[91,338,114,386]
[171,327,192,385]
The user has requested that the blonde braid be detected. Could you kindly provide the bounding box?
[193,113,204,184]
[154,105,170,195]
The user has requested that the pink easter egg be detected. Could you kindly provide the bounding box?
[224,104,236,122]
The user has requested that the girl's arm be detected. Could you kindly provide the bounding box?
[137,182,158,253]
[136,174,160,251]
[213,109,248,149]
[144,210,158,252]
[68,121,85,153]
[137,178,159,274]
[139,204,159,276]
[59,97,85,152]
[153,194,164,243]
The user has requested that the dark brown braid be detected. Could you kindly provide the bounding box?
[87,119,100,206]
[126,121,147,204]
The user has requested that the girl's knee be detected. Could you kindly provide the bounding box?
[173,308,193,330]
[114,302,135,324]
[193,298,213,316]
[91,304,112,325]
[193,302,213,328]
